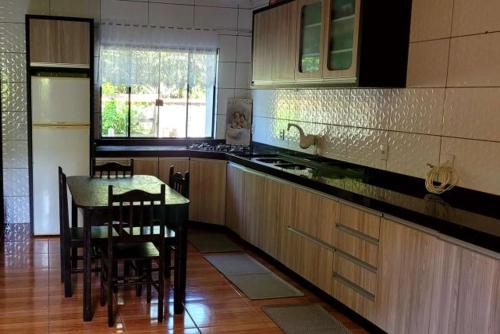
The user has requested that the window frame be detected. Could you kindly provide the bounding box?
[99,47,218,140]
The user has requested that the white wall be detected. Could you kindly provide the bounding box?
[0,0,256,224]
[252,0,500,196]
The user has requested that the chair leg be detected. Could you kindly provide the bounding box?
[164,246,171,277]
[99,261,106,307]
[63,242,72,298]
[59,237,65,282]
[146,261,152,304]
[135,261,143,297]
[71,246,78,269]
[113,262,118,293]
[158,255,164,322]
[107,258,114,327]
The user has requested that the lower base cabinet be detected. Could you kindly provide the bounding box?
[158,157,189,184]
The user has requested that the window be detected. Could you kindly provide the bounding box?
[100,46,217,138]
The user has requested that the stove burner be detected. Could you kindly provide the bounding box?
[188,143,250,154]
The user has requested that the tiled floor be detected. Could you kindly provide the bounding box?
[0,229,369,334]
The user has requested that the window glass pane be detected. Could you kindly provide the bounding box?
[158,51,189,138]
[299,2,322,73]
[129,49,159,137]
[327,0,355,70]
[101,82,128,137]
[187,51,217,138]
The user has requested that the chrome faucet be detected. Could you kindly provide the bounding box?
[287,123,319,149]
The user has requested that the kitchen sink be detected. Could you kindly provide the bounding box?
[275,163,308,170]
[255,157,290,164]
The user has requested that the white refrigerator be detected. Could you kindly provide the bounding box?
[31,76,90,236]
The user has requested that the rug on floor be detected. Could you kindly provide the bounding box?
[262,304,353,334]
[188,230,243,253]
[204,253,303,299]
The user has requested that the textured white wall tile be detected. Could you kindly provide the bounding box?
[407,39,449,88]
[344,128,388,170]
[217,62,236,88]
[251,89,275,118]
[4,196,30,224]
[441,138,500,195]
[149,2,194,27]
[0,53,26,82]
[1,82,26,112]
[452,0,500,37]
[2,112,27,140]
[388,88,445,135]
[3,168,29,197]
[387,132,440,178]
[50,0,100,20]
[348,89,390,129]
[447,33,500,87]
[410,0,453,42]
[235,62,250,89]
[215,114,226,139]
[194,6,238,29]
[236,36,252,62]
[237,9,253,31]
[218,35,237,62]
[0,23,25,53]
[0,0,49,23]
[216,88,234,115]
[101,0,148,25]
[319,125,347,161]
[235,89,250,98]
[275,89,297,120]
[2,140,28,168]
[443,88,500,141]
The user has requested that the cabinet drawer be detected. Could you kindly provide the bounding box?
[334,254,376,295]
[332,275,376,322]
[335,228,378,267]
[339,204,381,240]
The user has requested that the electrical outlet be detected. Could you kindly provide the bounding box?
[280,129,285,140]
[380,144,388,161]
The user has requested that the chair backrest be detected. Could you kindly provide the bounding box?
[107,184,166,245]
[171,171,190,198]
[58,166,70,240]
[168,165,189,198]
[93,159,134,178]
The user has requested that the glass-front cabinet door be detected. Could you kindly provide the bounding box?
[322,0,360,81]
[295,0,325,80]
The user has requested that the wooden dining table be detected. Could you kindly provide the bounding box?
[66,175,190,321]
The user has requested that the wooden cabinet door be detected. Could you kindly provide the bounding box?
[375,218,439,334]
[158,158,189,184]
[452,249,500,334]
[295,0,326,80]
[188,158,226,225]
[29,19,90,67]
[226,164,245,235]
[321,0,361,81]
[271,1,298,82]
[282,226,334,293]
[252,10,274,85]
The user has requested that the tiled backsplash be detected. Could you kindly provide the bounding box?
[253,0,500,196]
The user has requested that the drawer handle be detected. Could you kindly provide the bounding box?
[336,224,379,245]
[333,273,376,301]
[335,249,377,273]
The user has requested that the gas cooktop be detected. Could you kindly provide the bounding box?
[188,143,250,154]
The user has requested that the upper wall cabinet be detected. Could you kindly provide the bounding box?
[252,0,412,87]
[28,17,92,68]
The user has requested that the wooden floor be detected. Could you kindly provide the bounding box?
[0,229,369,334]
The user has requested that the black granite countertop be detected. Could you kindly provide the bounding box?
[96,144,500,253]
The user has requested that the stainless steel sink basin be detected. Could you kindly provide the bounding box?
[255,157,290,165]
[275,163,308,170]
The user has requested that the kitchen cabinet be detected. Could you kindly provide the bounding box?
[158,157,189,184]
[375,218,442,334]
[252,0,412,87]
[189,158,226,225]
[226,164,245,234]
[29,18,91,68]
[252,1,297,85]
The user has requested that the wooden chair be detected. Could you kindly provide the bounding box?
[100,184,167,326]
[93,159,134,178]
[58,167,108,297]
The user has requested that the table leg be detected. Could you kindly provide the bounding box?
[174,205,188,314]
[83,209,93,321]
[71,201,78,270]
